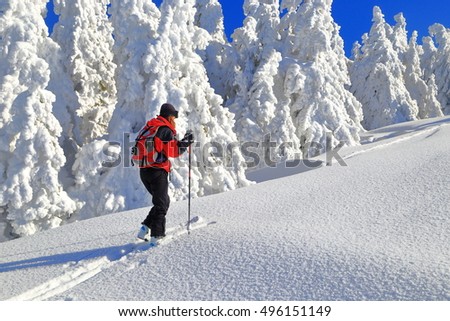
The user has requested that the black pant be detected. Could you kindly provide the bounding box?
[140,168,170,237]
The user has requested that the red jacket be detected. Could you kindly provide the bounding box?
[140,116,184,172]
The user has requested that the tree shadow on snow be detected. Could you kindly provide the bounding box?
[246,159,323,183]
[362,117,450,143]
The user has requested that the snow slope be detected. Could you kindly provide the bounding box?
[1,117,449,301]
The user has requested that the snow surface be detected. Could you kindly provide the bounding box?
[1,117,449,301]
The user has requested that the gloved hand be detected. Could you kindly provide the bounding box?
[183,130,194,144]
[179,130,194,149]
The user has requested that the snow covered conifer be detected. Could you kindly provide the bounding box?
[351,40,363,62]
[230,0,301,161]
[194,0,238,103]
[280,0,362,154]
[404,31,442,119]
[390,13,409,57]
[0,0,77,239]
[194,0,227,43]
[350,6,418,130]
[52,0,117,144]
[108,0,161,137]
[230,0,291,150]
[388,14,442,120]
[421,35,438,80]
[428,24,450,115]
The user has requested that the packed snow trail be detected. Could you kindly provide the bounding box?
[5,217,212,301]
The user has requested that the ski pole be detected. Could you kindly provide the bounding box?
[188,139,192,234]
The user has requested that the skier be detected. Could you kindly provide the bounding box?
[134,103,194,242]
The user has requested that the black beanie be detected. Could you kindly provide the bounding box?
[160,103,179,118]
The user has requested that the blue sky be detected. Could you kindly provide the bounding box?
[46,0,450,56]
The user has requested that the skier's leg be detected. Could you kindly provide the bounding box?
[141,168,169,237]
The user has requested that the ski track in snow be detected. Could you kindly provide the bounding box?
[342,125,446,162]
[6,217,211,301]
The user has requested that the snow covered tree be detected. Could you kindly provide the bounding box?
[280,0,362,154]
[42,20,78,153]
[350,6,418,130]
[108,0,161,137]
[194,0,238,103]
[387,14,442,120]
[262,50,301,159]
[230,0,290,150]
[390,13,408,57]
[228,0,301,162]
[0,0,78,240]
[229,6,261,127]
[421,35,438,81]
[427,24,450,115]
[404,31,442,119]
[194,0,227,43]
[52,0,117,145]
[232,0,281,96]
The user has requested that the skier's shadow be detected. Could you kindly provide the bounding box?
[0,242,149,273]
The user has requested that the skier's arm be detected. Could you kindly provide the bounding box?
[154,127,186,158]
